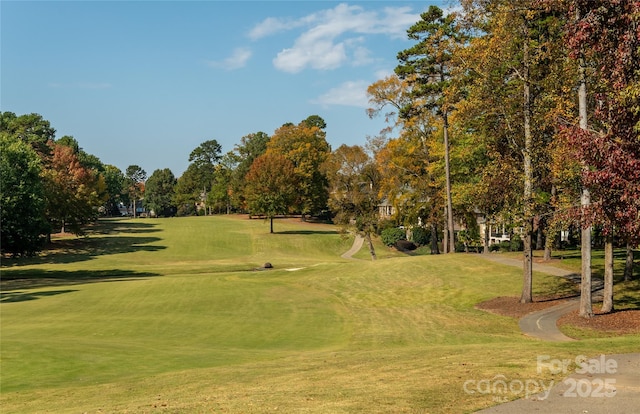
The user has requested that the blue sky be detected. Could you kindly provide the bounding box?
[2,1,449,177]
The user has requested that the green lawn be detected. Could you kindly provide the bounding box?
[1,216,638,413]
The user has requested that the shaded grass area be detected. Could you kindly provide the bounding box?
[499,247,639,281]
[2,220,165,267]
[1,216,638,413]
[0,269,161,292]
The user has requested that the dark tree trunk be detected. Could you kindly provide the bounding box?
[365,232,377,260]
[443,111,455,254]
[520,222,533,304]
[624,244,634,281]
[443,206,449,254]
[431,223,440,255]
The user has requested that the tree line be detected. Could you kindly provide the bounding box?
[364,0,638,317]
[1,0,638,318]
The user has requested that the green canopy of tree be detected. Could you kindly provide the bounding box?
[230,132,270,211]
[0,111,56,157]
[0,134,49,256]
[125,165,147,218]
[144,168,177,217]
[395,5,465,253]
[103,164,127,216]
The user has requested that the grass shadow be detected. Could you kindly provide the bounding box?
[2,237,166,266]
[1,289,78,303]
[0,269,161,292]
[276,230,338,235]
[83,219,162,235]
[2,219,167,267]
[614,279,640,310]
[534,274,581,301]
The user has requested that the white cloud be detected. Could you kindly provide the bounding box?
[274,39,347,73]
[378,6,423,38]
[311,80,370,108]
[248,17,291,40]
[248,16,311,40]
[250,3,421,73]
[207,47,252,70]
[352,45,373,67]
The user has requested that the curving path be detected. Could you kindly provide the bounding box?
[518,301,578,342]
[341,234,364,259]
[475,255,637,413]
[480,254,603,341]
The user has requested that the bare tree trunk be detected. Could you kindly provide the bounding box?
[443,206,449,254]
[520,20,533,304]
[579,201,593,318]
[544,186,557,261]
[443,112,455,254]
[544,234,553,261]
[577,25,593,318]
[625,243,634,281]
[484,218,490,254]
[365,232,377,260]
[601,232,614,313]
[521,220,533,304]
[270,217,274,234]
[535,219,544,250]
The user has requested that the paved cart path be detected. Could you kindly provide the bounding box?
[480,254,603,341]
[475,353,640,414]
[475,255,637,413]
[341,234,364,259]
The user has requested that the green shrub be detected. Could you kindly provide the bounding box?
[377,219,398,235]
[510,234,523,251]
[495,240,512,252]
[411,226,430,246]
[381,227,406,246]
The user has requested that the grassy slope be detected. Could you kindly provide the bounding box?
[1,216,637,413]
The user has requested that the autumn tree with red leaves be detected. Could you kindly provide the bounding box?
[42,141,107,235]
[561,0,640,314]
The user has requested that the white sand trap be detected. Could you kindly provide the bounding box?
[285,267,304,271]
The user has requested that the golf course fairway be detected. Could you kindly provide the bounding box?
[1,216,637,413]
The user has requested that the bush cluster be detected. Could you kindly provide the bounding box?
[381,227,406,246]
[411,226,430,246]
[489,235,524,252]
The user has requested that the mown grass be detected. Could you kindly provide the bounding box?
[1,216,638,413]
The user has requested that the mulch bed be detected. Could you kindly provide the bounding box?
[558,309,640,334]
[476,296,571,318]
[476,296,640,334]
